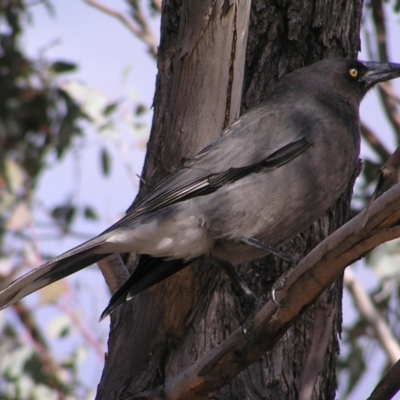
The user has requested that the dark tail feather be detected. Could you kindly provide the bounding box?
[100,255,188,320]
[0,247,109,310]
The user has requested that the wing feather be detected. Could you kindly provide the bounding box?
[102,103,320,235]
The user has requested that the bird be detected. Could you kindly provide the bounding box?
[1,58,400,319]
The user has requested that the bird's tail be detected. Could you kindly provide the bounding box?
[0,240,110,310]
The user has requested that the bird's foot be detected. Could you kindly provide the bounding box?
[270,275,287,307]
[241,274,294,341]
[240,296,265,342]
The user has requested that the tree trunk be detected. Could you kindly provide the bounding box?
[96,1,363,399]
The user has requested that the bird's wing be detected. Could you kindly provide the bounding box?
[106,105,316,231]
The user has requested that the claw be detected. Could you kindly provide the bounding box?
[241,323,256,343]
[270,286,283,307]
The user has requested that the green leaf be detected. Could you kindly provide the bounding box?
[51,204,76,226]
[100,148,111,176]
[51,61,77,74]
[338,335,366,396]
[362,158,381,187]
[368,238,400,279]
[135,104,147,116]
[5,346,34,378]
[103,101,120,116]
[61,81,109,126]
[48,315,72,339]
[83,206,98,220]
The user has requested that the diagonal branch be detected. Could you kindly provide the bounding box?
[361,122,391,161]
[344,269,400,364]
[368,358,400,400]
[97,254,129,294]
[379,83,400,106]
[130,181,400,400]
[298,304,335,400]
[59,302,105,359]
[127,0,158,57]
[150,0,161,13]
[83,0,158,59]
[371,0,400,142]
[13,303,68,392]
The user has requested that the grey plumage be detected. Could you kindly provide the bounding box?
[1,58,400,317]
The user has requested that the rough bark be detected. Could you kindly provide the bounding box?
[96,1,364,399]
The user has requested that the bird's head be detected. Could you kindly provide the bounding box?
[278,58,400,111]
[304,58,400,101]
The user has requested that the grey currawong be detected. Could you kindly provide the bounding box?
[1,58,400,319]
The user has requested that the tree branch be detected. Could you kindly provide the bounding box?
[371,0,400,142]
[368,358,400,400]
[83,0,158,59]
[13,303,68,392]
[344,269,400,364]
[131,181,400,400]
[379,83,400,106]
[59,302,105,359]
[298,304,335,400]
[97,254,129,294]
[127,0,158,57]
[361,122,391,161]
[150,0,161,13]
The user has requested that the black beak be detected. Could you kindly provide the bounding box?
[360,61,400,89]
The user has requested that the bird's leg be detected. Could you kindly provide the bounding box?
[241,237,299,263]
[220,261,259,306]
[219,261,264,342]
[242,237,300,306]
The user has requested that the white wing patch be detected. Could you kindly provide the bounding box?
[98,206,213,261]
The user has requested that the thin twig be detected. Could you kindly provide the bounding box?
[379,83,400,105]
[371,0,400,142]
[299,305,335,400]
[150,0,162,13]
[344,269,400,364]
[83,0,158,59]
[378,81,400,142]
[127,0,158,56]
[13,303,68,393]
[361,122,391,161]
[371,0,388,62]
[59,303,105,359]
[26,0,45,7]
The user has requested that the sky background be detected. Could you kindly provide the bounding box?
[2,0,400,398]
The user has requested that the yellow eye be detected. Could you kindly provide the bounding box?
[348,68,358,78]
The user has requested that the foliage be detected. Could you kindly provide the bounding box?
[0,1,154,398]
[0,2,90,398]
